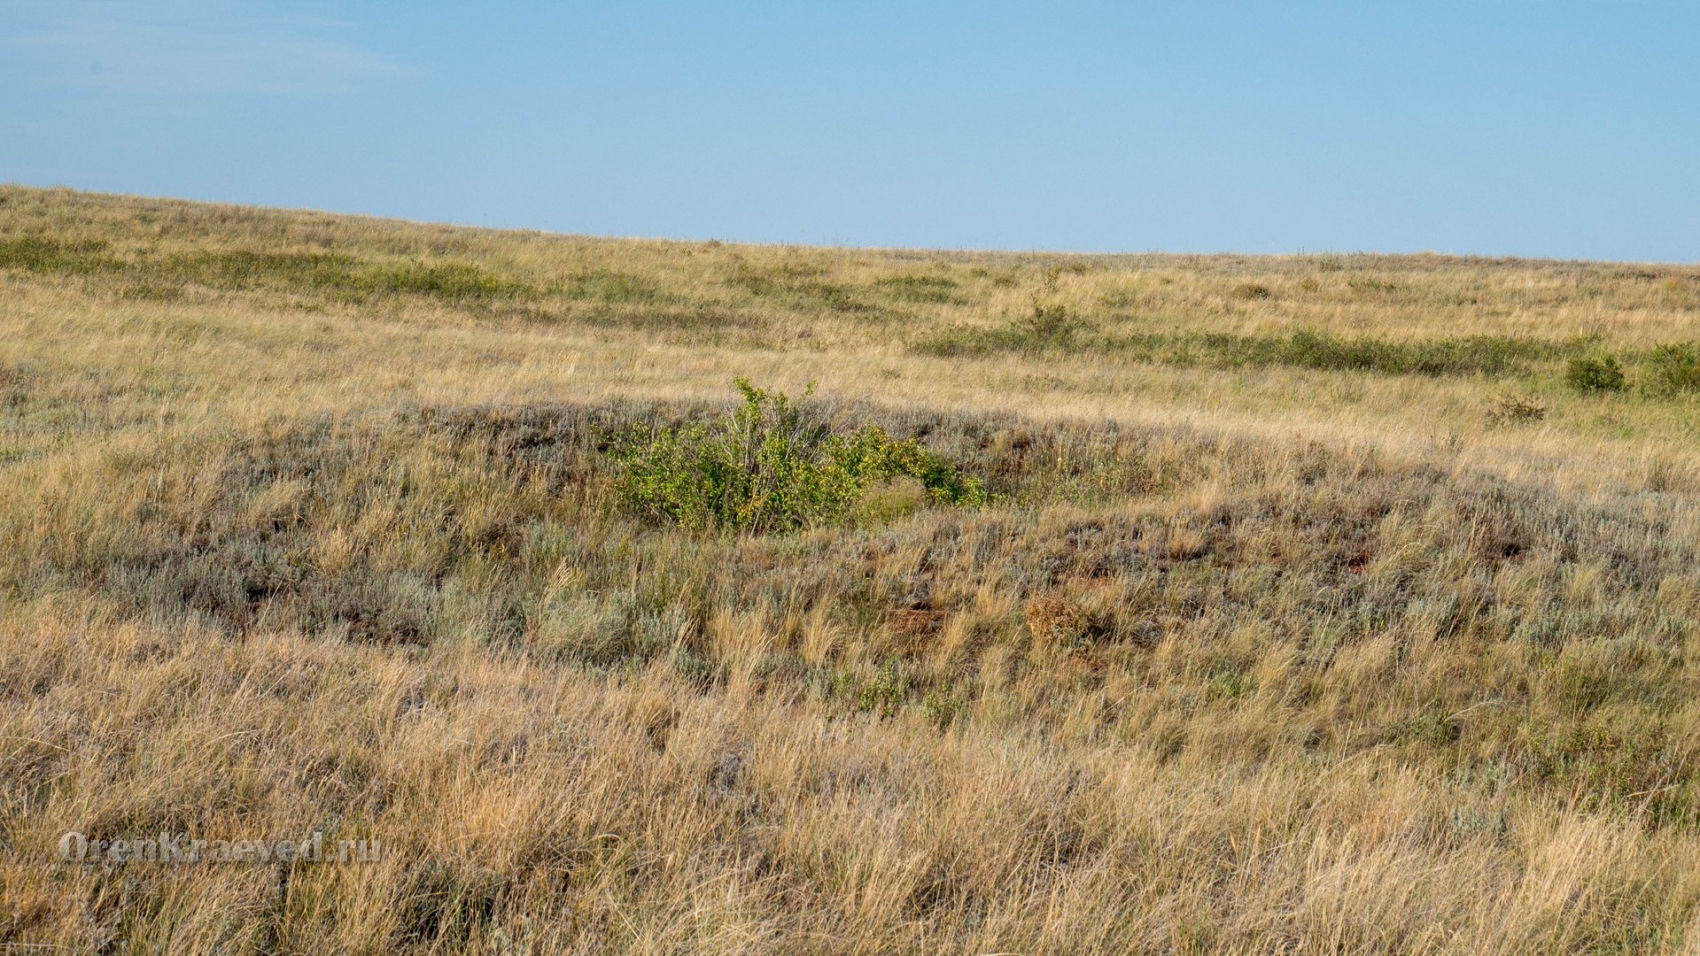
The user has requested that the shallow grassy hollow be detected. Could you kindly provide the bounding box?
[5,187,1700,953]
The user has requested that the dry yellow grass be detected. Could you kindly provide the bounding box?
[5,186,1700,952]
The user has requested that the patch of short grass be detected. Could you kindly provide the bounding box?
[873,274,965,304]
[0,235,124,275]
[558,268,662,304]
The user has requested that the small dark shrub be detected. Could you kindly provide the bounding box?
[1019,301,1078,342]
[610,379,986,533]
[1014,266,1084,344]
[1564,355,1626,393]
[1486,392,1547,426]
[1347,277,1407,299]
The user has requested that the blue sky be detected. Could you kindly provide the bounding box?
[2,1,1696,261]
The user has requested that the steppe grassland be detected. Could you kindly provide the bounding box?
[5,185,1700,952]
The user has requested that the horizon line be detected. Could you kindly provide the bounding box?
[6,182,1695,270]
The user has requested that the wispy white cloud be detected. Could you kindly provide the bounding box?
[0,0,413,95]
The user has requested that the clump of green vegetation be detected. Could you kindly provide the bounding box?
[162,250,536,303]
[1018,300,1080,344]
[0,238,538,305]
[908,319,1074,357]
[873,273,964,304]
[1646,344,1700,395]
[161,250,358,291]
[0,236,122,275]
[912,323,1574,377]
[730,260,877,314]
[370,261,533,301]
[904,267,1091,356]
[610,379,986,533]
[559,268,660,304]
[1218,329,1558,376]
[1348,277,1408,299]
[1010,266,1087,345]
[1565,354,1627,393]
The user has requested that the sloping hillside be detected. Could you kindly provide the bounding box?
[5,187,1700,953]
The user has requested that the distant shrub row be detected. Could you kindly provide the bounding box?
[1565,346,1700,396]
[913,323,1576,378]
[912,316,1700,399]
[1187,330,1567,377]
[161,250,536,302]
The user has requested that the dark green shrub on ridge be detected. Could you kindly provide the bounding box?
[1565,355,1626,393]
[1647,345,1700,395]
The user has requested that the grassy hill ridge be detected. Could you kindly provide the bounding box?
[5,187,1700,953]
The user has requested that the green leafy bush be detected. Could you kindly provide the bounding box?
[610,379,987,533]
[1565,355,1626,393]
[1019,266,1085,343]
[1647,345,1700,395]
